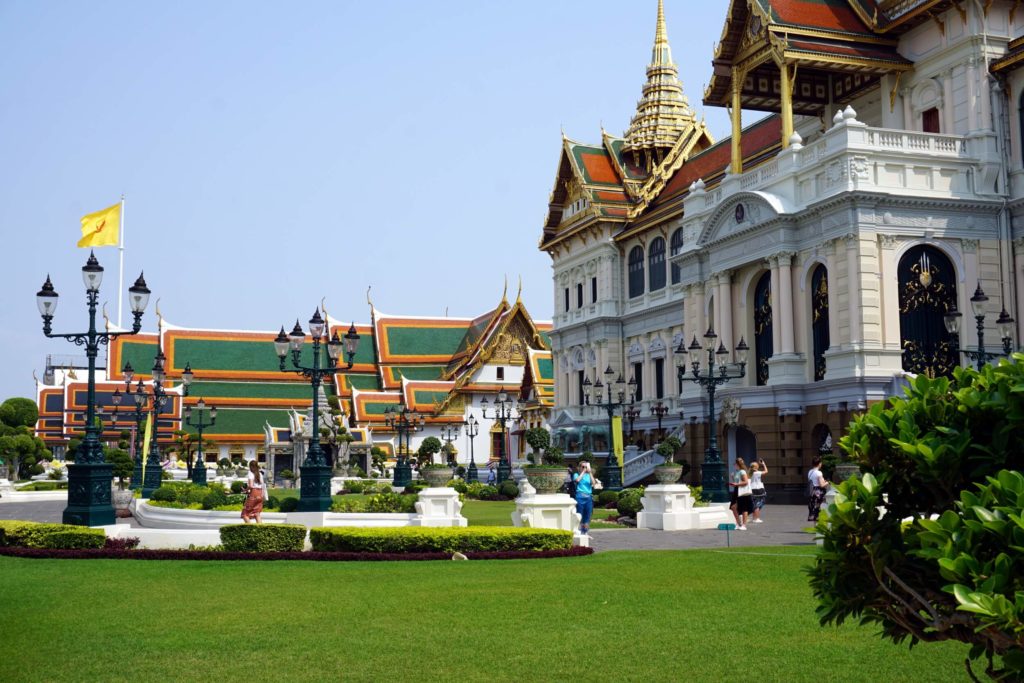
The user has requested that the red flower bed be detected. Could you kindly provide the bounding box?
[0,546,593,562]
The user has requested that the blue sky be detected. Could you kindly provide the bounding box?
[0,0,734,399]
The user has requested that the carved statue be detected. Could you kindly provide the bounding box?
[720,396,741,427]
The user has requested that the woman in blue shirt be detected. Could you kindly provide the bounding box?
[573,461,594,534]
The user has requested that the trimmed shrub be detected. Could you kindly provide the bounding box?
[265,496,280,510]
[403,481,428,494]
[309,526,572,553]
[596,490,620,507]
[331,497,365,513]
[0,520,103,549]
[476,485,499,501]
[616,488,644,517]
[451,479,468,494]
[219,524,306,552]
[149,486,177,502]
[39,528,105,550]
[201,489,229,510]
[279,497,299,513]
[364,492,417,513]
[225,494,246,506]
[345,480,365,494]
[230,481,245,494]
[498,480,519,499]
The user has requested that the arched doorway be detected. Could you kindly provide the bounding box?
[898,245,958,378]
[754,272,773,385]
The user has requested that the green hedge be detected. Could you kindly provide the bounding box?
[0,521,105,549]
[219,524,306,552]
[309,526,572,553]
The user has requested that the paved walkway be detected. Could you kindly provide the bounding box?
[0,500,68,524]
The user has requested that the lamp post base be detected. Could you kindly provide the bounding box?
[604,456,623,491]
[191,458,207,486]
[62,462,115,527]
[297,464,333,512]
[130,460,143,491]
[497,459,511,485]
[701,455,728,503]
[393,460,412,489]
[142,459,164,498]
[467,461,479,483]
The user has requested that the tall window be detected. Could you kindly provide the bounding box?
[899,245,958,378]
[577,370,586,405]
[811,265,830,381]
[563,288,569,312]
[654,358,665,399]
[922,107,940,134]
[591,277,597,303]
[754,272,773,386]
[628,246,645,298]
[632,362,643,401]
[649,237,666,291]
[576,283,583,308]
[670,229,684,284]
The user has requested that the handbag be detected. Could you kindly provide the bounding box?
[738,481,752,496]
[593,477,604,491]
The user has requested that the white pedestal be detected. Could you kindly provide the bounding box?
[414,488,467,527]
[637,485,733,530]
[512,493,581,532]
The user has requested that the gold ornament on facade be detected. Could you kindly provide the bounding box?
[900,252,953,314]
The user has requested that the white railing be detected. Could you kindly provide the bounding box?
[623,447,667,486]
[865,129,966,155]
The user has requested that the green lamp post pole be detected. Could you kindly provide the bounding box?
[944,282,1017,370]
[465,415,479,483]
[480,389,521,484]
[385,401,423,489]
[141,352,193,497]
[127,376,147,490]
[274,310,360,512]
[674,328,748,504]
[582,366,636,492]
[37,253,151,526]
[185,399,216,485]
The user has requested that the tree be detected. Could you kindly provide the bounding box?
[416,436,442,466]
[810,366,1024,681]
[104,445,133,490]
[0,428,48,481]
[0,398,38,429]
[370,446,387,476]
[320,396,355,474]
[524,427,550,456]
[172,429,216,477]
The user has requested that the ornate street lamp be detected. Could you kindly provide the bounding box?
[439,422,461,467]
[674,328,748,503]
[944,282,1016,370]
[184,399,217,485]
[384,400,423,488]
[139,349,193,496]
[37,253,150,525]
[624,406,642,441]
[274,311,360,511]
[582,365,636,491]
[480,389,522,484]
[650,402,669,441]
[465,415,480,483]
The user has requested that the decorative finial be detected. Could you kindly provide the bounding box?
[502,275,508,303]
[321,297,329,322]
[366,286,373,307]
[516,275,523,303]
[654,0,668,59]
[102,302,111,331]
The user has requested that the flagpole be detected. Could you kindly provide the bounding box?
[117,194,125,328]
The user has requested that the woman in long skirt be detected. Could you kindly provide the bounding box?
[241,460,267,524]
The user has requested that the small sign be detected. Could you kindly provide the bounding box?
[717,523,737,531]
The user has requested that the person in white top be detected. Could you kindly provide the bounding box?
[807,456,830,522]
[241,460,268,524]
[749,459,768,523]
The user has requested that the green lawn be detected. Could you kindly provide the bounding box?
[461,499,620,527]
[0,548,971,682]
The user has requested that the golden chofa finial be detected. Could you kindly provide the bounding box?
[516,275,523,303]
[501,275,508,303]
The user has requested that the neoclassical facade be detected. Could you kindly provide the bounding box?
[541,0,1024,491]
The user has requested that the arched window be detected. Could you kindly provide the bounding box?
[649,237,666,291]
[899,245,958,378]
[811,265,830,381]
[670,229,684,284]
[628,246,645,298]
[754,272,773,386]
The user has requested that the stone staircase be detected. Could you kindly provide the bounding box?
[622,446,666,487]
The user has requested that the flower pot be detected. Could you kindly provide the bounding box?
[422,467,454,487]
[523,467,565,494]
[653,465,683,484]
[112,488,133,511]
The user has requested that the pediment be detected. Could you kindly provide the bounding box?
[698,191,790,246]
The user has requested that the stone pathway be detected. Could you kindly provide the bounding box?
[0,500,67,524]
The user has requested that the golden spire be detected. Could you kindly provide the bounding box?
[622,0,696,173]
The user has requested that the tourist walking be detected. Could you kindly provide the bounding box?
[241,460,267,524]
[807,456,830,522]
[728,458,753,530]
[750,459,768,523]
[573,461,594,535]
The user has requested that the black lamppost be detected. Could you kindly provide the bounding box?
[37,253,150,526]
[126,376,147,490]
[944,282,1016,370]
[582,366,637,492]
[141,351,193,496]
[674,328,748,503]
[384,400,423,488]
[185,399,217,485]
[439,422,461,467]
[465,415,479,482]
[274,310,360,512]
[480,389,521,484]
[651,402,669,441]
[624,406,642,442]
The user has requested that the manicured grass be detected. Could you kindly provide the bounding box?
[0,548,969,682]
[461,499,621,527]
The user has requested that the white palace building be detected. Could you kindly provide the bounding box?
[539,0,1024,492]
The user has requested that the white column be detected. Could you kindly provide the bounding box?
[692,282,705,339]
[901,88,913,130]
[966,60,978,131]
[878,235,901,347]
[846,234,863,345]
[717,270,733,352]
[941,69,955,134]
[711,276,721,336]
[769,257,782,352]
[778,253,795,354]
[826,241,840,347]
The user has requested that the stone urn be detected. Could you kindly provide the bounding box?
[522,467,566,494]
[421,467,454,487]
[653,464,683,484]
[112,488,134,512]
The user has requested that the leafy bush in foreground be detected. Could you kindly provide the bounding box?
[219,524,306,552]
[309,526,572,553]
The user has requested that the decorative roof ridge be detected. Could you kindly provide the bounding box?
[626,119,714,218]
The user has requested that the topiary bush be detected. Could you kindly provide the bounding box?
[596,490,620,507]
[476,485,499,501]
[219,524,306,552]
[230,481,245,494]
[0,520,104,548]
[309,526,572,553]
[451,479,468,494]
[149,486,177,503]
[39,528,105,550]
[811,366,1024,681]
[279,497,299,513]
[345,480,365,494]
[498,480,519,499]
[616,488,644,517]
[364,492,417,513]
[201,489,229,510]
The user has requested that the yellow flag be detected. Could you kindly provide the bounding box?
[611,416,624,466]
[141,412,153,480]
[77,202,120,248]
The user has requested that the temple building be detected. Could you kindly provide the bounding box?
[541,0,1024,493]
[35,289,553,478]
